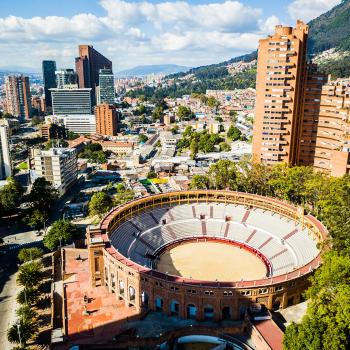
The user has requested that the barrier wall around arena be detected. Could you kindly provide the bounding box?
[87,190,328,322]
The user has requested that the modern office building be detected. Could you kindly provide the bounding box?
[95,104,118,136]
[4,75,32,120]
[96,68,115,105]
[75,45,112,105]
[45,115,96,135]
[31,148,78,195]
[42,60,57,108]
[0,122,12,180]
[55,69,78,89]
[253,20,309,165]
[50,88,92,115]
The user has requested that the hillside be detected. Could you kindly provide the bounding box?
[116,64,191,77]
[308,0,350,55]
[126,0,350,99]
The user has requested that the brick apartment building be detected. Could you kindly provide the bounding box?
[253,21,350,176]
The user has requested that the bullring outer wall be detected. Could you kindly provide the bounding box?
[86,190,327,322]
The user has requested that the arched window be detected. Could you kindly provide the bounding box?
[141,291,149,308]
[170,300,180,316]
[129,286,136,302]
[222,306,231,320]
[186,304,197,320]
[203,304,214,320]
[155,296,163,311]
[119,280,125,296]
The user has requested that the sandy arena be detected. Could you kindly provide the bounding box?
[156,241,267,281]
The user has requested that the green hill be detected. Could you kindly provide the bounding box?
[308,0,350,55]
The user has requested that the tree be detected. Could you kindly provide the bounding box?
[89,192,113,217]
[147,171,157,179]
[17,262,43,288]
[190,175,210,190]
[16,305,38,322]
[26,177,58,215]
[152,106,164,121]
[227,125,241,141]
[24,209,46,229]
[183,126,193,138]
[7,318,38,346]
[206,96,220,110]
[229,110,238,123]
[45,139,68,150]
[116,183,126,193]
[208,160,237,190]
[171,125,179,134]
[0,177,24,213]
[139,134,149,143]
[113,189,134,206]
[43,220,82,250]
[219,142,231,152]
[190,139,199,160]
[16,287,40,306]
[177,105,193,120]
[18,248,43,263]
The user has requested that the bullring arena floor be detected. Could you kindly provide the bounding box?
[156,241,267,281]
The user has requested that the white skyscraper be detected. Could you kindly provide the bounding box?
[0,123,12,180]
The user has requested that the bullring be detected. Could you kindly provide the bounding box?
[87,190,327,322]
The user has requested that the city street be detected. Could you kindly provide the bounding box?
[0,230,44,349]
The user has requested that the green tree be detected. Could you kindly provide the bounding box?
[139,134,149,143]
[43,220,82,250]
[16,305,38,322]
[177,105,193,120]
[183,126,193,138]
[7,319,38,346]
[16,287,40,306]
[147,171,157,179]
[190,139,199,160]
[206,96,220,110]
[89,192,113,217]
[45,139,68,150]
[152,106,164,121]
[18,248,43,263]
[190,175,210,190]
[208,160,237,190]
[24,209,46,229]
[229,110,238,123]
[17,262,43,288]
[27,177,58,215]
[0,177,24,213]
[219,142,231,152]
[227,125,241,141]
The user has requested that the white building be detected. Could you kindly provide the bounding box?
[45,115,96,135]
[0,123,12,180]
[31,148,78,195]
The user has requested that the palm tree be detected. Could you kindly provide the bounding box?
[16,261,43,288]
[7,319,38,346]
[16,305,38,322]
[16,287,40,306]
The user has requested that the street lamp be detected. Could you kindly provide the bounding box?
[16,319,22,347]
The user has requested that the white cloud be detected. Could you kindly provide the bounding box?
[0,0,281,71]
[288,0,341,22]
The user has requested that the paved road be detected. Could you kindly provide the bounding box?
[0,231,43,349]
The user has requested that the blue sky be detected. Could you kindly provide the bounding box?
[0,0,341,71]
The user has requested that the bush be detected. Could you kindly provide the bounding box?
[89,192,113,217]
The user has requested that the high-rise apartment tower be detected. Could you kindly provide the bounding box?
[5,75,31,120]
[253,21,309,165]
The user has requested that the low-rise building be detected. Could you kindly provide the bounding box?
[100,141,134,155]
[31,148,78,195]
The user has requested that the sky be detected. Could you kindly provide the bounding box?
[0,0,341,72]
